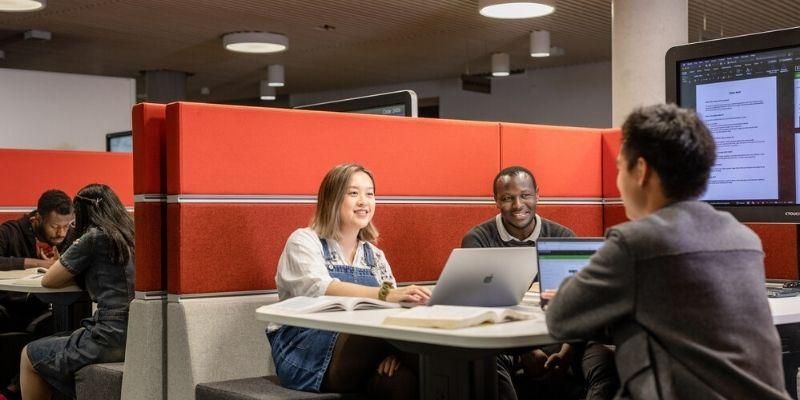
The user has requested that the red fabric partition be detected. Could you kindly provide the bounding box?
[165,102,500,196]
[0,213,24,224]
[500,123,602,198]
[166,203,603,294]
[133,103,168,195]
[748,225,798,280]
[132,103,168,292]
[134,202,166,292]
[603,204,797,279]
[0,149,133,207]
[601,129,622,199]
[166,204,315,294]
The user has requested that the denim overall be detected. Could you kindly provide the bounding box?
[267,239,380,392]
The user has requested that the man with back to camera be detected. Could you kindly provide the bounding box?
[545,104,791,399]
[461,166,619,400]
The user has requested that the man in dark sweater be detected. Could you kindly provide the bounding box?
[462,166,574,248]
[0,189,75,331]
[0,190,75,400]
[462,167,618,400]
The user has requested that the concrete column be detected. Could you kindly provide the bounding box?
[143,70,188,103]
[612,0,687,126]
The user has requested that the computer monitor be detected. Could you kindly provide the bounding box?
[666,27,800,223]
[106,131,132,153]
[295,90,418,117]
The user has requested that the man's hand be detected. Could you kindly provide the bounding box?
[521,348,550,379]
[377,355,401,377]
[37,246,60,267]
[544,343,572,370]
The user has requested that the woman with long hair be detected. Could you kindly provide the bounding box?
[19,184,134,400]
[268,163,430,399]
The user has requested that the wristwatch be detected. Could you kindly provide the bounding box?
[378,281,394,301]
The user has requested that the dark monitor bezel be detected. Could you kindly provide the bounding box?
[106,131,132,153]
[295,90,418,117]
[665,26,800,223]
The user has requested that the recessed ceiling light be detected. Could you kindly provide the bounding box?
[0,0,46,12]
[478,0,555,19]
[223,32,288,54]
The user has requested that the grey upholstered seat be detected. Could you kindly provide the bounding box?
[76,362,125,400]
[195,376,364,400]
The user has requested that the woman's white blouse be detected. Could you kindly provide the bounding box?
[275,228,397,301]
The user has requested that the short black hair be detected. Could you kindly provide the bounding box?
[37,189,73,216]
[493,166,538,198]
[621,104,716,200]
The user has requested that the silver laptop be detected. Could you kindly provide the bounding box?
[537,238,604,293]
[427,247,538,307]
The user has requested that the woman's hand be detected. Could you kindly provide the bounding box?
[385,285,431,305]
[377,355,401,377]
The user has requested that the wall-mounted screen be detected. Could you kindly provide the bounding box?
[666,27,800,223]
[295,90,418,117]
[106,131,132,153]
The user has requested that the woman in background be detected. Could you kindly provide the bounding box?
[268,163,430,399]
[20,184,134,400]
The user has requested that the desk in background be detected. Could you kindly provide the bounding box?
[770,295,800,399]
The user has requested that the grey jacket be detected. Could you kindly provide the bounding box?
[546,201,789,399]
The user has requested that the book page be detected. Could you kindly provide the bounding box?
[269,296,343,313]
[350,297,399,310]
[383,305,536,329]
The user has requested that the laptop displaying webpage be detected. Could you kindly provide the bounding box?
[537,238,604,292]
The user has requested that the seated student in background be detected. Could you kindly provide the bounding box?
[546,104,791,399]
[268,163,430,399]
[0,190,75,400]
[462,166,618,400]
[0,189,76,330]
[19,184,135,400]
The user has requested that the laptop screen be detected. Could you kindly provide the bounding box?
[537,238,605,292]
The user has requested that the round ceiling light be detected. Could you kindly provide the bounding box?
[478,0,555,19]
[0,0,46,12]
[223,32,288,54]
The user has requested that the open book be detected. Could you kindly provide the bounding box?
[267,296,400,313]
[383,305,538,329]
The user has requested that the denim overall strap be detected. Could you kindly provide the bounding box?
[267,238,381,392]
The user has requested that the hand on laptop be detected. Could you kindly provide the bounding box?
[387,285,431,305]
[539,289,558,310]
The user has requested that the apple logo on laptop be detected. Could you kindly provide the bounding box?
[483,274,493,284]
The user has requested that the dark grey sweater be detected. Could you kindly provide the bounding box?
[546,201,789,399]
[461,214,575,248]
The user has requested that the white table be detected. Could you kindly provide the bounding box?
[257,298,556,400]
[768,294,800,325]
[0,279,88,332]
[257,292,800,400]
